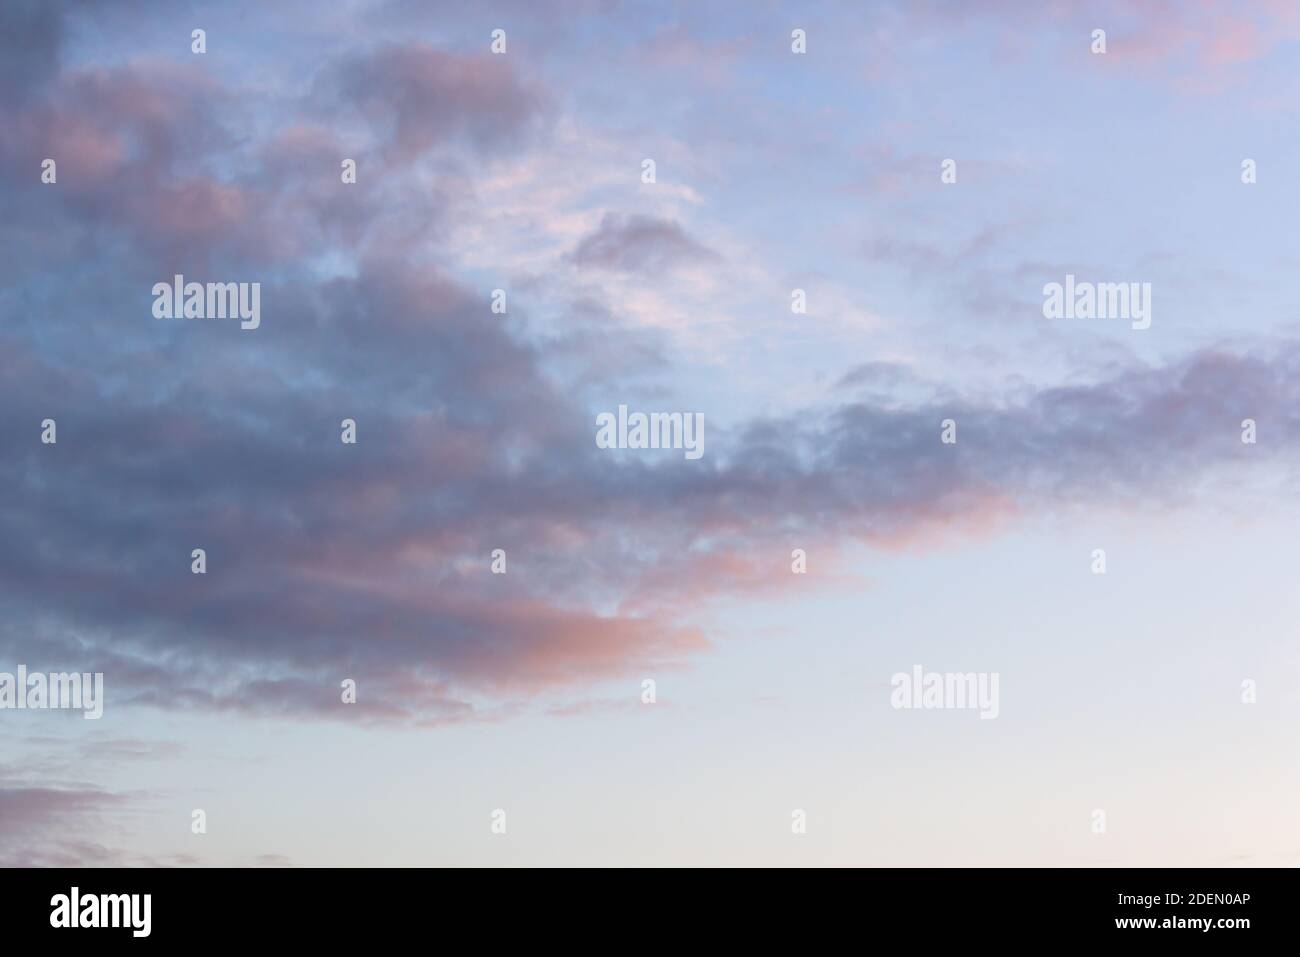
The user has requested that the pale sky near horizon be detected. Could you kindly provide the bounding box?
[2,0,1300,867]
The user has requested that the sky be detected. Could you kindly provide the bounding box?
[2,0,1300,867]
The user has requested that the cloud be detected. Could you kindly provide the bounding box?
[3,291,1298,727]
[0,741,256,866]
[0,780,136,867]
[323,42,550,163]
[2,0,1298,736]
[0,0,65,102]
[568,213,721,273]
[0,60,270,271]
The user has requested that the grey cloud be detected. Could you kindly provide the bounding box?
[568,213,721,273]
[323,42,550,162]
[2,2,1297,734]
[0,0,65,102]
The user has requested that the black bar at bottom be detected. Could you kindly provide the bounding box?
[0,867,1286,944]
